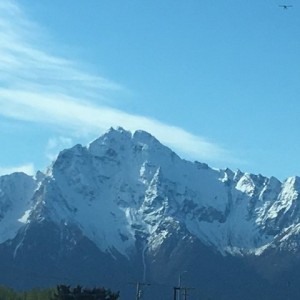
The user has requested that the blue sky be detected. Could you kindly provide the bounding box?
[0,0,299,180]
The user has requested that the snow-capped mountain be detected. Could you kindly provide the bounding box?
[1,127,300,299]
[0,172,38,243]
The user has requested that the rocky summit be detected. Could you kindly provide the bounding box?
[1,127,300,299]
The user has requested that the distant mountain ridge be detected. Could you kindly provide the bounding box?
[1,127,300,299]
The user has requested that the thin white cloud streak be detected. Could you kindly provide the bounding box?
[0,163,35,176]
[0,90,230,163]
[0,0,235,166]
[0,0,122,99]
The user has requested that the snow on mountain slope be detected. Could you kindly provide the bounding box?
[2,127,300,259]
[0,172,38,243]
[35,127,239,256]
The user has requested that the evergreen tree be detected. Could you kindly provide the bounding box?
[52,285,119,300]
[53,285,73,300]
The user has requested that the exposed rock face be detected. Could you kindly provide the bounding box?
[2,127,300,299]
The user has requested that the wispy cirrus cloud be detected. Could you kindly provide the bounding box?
[0,89,232,165]
[0,0,121,99]
[0,0,235,167]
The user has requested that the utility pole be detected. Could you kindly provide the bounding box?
[173,287,180,300]
[178,271,187,300]
[135,282,150,300]
[173,272,194,300]
[182,287,194,300]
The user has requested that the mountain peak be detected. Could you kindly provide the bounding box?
[107,126,132,137]
[3,127,300,299]
[284,175,300,187]
[133,129,157,143]
[105,126,132,139]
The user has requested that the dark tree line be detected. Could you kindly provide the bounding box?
[0,285,119,300]
[53,285,119,300]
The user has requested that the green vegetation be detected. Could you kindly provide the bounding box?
[0,285,119,300]
[0,286,55,300]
